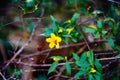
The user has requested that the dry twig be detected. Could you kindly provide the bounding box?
[2,8,44,71]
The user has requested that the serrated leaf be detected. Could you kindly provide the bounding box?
[65,61,71,75]
[74,71,86,78]
[48,61,58,74]
[107,37,114,48]
[72,52,80,61]
[71,13,80,25]
[94,59,103,73]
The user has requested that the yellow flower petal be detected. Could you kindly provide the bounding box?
[49,42,55,48]
[56,37,62,42]
[46,38,52,42]
[88,25,97,30]
[68,20,71,23]
[53,57,60,61]
[66,27,74,34]
[51,33,56,38]
[58,29,63,33]
[55,43,60,48]
[64,56,67,61]
[90,68,96,73]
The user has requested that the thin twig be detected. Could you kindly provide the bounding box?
[2,8,44,71]
[0,71,6,80]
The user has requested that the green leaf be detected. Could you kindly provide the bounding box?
[115,45,120,52]
[48,61,58,74]
[94,72,102,80]
[70,37,77,43]
[97,20,103,28]
[67,0,74,4]
[88,74,94,80]
[50,15,57,22]
[83,27,96,33]
[74,71,86,78]
[72,52,80,61]
[107,37,114,48]
[29,23,34,33]
[94,59,103,73]
[62,38,69,45]
[65,61,71,75]
[87,51,94,65]
[71,13,80,25]
[115,54,120,58]
[104,17,115,23]
[50,16,59,32]
[50,56,64,60]
[43,28,53,37]
[79,52,87,63]
[101,30,107,37]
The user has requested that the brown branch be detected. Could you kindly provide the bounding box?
[2,8,44,71]
[15,61,73,67]
[15,56,120,67]
[20,39,106,59]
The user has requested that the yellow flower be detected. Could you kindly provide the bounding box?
[88,24,97,30]
[53,57,60,61]
[90,68,96,73]
[66,27,74,34]
[64,56,67,61]
[46,33,62,48]
[68,20,71,23]
[58,29,63,33]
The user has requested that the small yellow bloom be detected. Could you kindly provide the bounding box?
[64,56,67,61]
[53,57,60,61]
[68,20,71,23]
[90,68,96,73]
[46,33,62,48]
[66,27,74,34]
[58,29,63,33]
[88,24,97,30]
